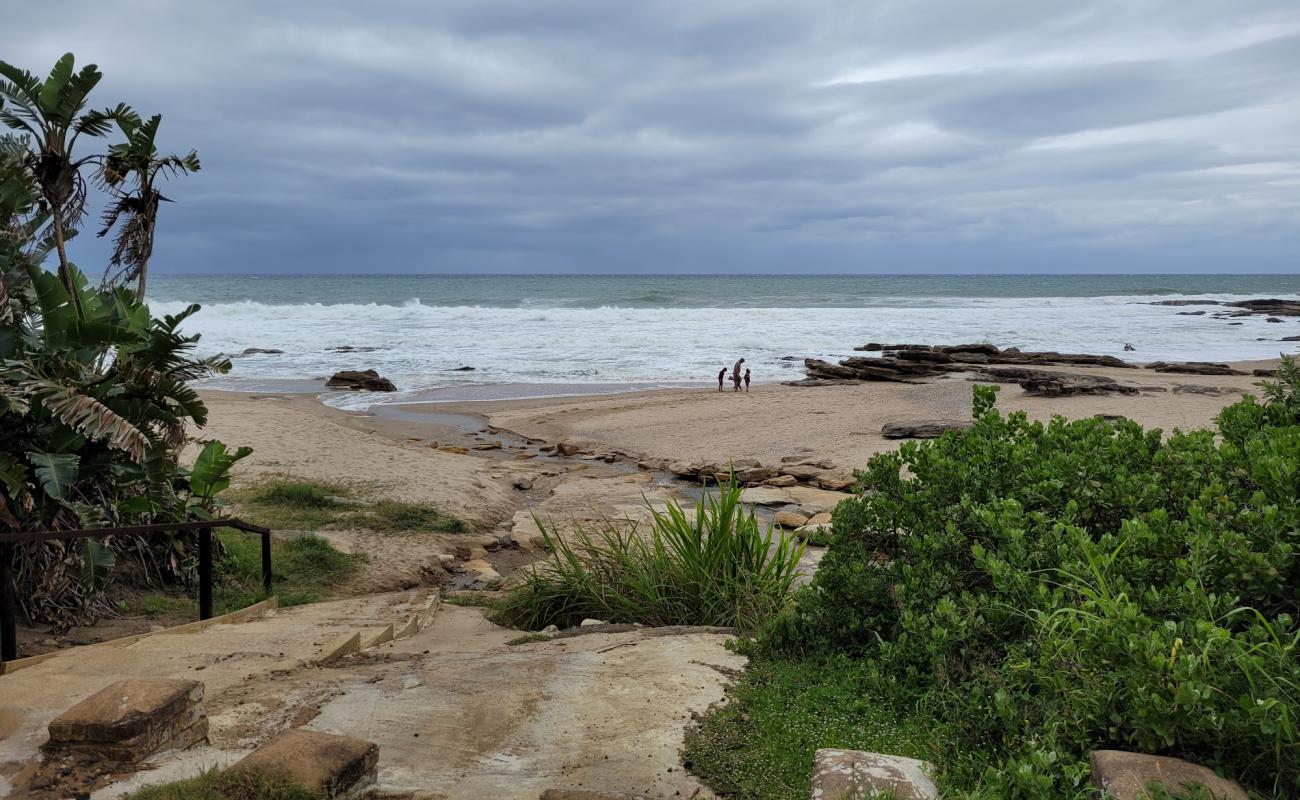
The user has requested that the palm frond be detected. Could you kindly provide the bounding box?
[26,378,150,461]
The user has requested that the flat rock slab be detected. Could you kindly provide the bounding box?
[44,678,207,763]
[235,728,378,799]
[812,749,938,800]
[881,419,973,439]
[540,791,652,800]
[1090,750,1248,800]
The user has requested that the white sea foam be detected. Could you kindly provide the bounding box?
[156,293,1300,409]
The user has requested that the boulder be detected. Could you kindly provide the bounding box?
[806,512,833,526]
[234,729,378,799]
[764,474,798,487]
[814,474,857,491]
[735,465,779,483]
[1089,750,1247,800]
[579,619,607,628]
[325,369,396,392]
[1254,368,1279,377]
[1266,317,1284,323]
[773,510,810,529]
[556,442,583,456]
[854,342,885,351]
[811,749,938,800]
[794,522,832,543]
[881,419,973,439]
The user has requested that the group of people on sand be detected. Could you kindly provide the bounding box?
[717,358,751,392]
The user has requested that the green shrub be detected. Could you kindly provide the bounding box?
[365,499,466,533]
[246,480,349,509]
[232,478,465,534]
[493,481,804,631]
[753,378,1300,798]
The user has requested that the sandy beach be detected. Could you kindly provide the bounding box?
[200,357,1282,537]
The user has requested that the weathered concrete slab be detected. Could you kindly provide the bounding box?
[811,749,938,800]
[235,729,378,799]
[1090,750,1247,800]
[44,679,207,763]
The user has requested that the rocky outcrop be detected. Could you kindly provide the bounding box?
[1148,300,1222,306]
[802,346,1136,385]
[240,347,283,355]
[1146,361,1246,376]
[325,369,397,391]
[1172,384,1243,396]
[1225,298,1300,317]
[881,420,973,439]
[1020,373,1140,397]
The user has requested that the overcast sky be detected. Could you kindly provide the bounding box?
[4,1,1299,274]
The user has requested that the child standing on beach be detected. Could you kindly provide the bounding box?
[717,367,727,391]
[744,369,751,392]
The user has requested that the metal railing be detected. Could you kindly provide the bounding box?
[0,518,272,664]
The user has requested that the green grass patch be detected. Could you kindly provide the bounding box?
[684,654,934,800]
[230,478,465,534]
[120,593,197,618]
[128,768,320,800]
[363,499,466,533]
[214,532,361,612]
[493,482,804,631]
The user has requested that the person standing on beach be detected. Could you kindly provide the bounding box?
[732,358,745,392]
[717,367,727,392]
[744,368,751,393]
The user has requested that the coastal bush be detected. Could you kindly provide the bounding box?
[1,54,238,632]
[493,481,804,631]
[708,371,1300,799]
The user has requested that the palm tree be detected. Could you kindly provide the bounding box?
[98,114,200,298]
[0,53,137,305]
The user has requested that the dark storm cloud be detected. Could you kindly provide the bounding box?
[3,0,1298,273]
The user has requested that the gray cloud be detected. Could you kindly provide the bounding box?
[3,0,1298,273]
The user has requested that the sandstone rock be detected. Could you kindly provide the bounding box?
[1172,384,1241,396]
[764,474,798,487]
[437,445,469,455]
[1089,750,1247,800]
[460,559,501,589]
[540,790,652,800]
[556,442,583,456]
[1146,361,1246,376]
[325,369,396,392]
[580,619,608,628]
[794,522,832,542]
[780,464,825,481]
[811,749,938,800]
[881,419,973,439]
[44,679,208,763]
[513,477,534,491]
[235,729,378,799]
[735,465,779,483]
[1019,374,1139,397]
[814,475,857,491]
[785,485,854,515]
[738,487,794,506]
[472,441,502,450]
[774,510,810,529]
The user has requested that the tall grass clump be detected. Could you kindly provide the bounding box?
[494,481,804,631]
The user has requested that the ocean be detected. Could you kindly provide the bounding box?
[149,274,1300,408]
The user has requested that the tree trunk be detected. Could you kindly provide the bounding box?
[50,210,83,317]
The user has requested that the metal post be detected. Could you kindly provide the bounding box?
[0,543,16,663]
[198,526,213,620]
[261,531,273,596]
